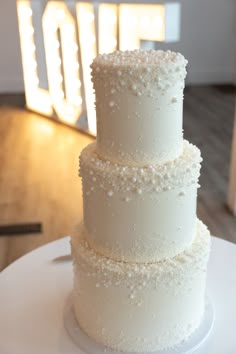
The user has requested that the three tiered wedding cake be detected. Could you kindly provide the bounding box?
[71,50,210,352]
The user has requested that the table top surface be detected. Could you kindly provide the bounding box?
[0,235,236,354]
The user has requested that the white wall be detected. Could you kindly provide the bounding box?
[171,0,236,84]
[0,0,236,93]
[0,1,24,92]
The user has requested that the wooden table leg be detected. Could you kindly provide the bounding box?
[228,106,236,215]
[0,237,9,271]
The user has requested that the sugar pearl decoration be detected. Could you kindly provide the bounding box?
[91,49,188,97]
[80,141,202,195]
[107,190,114,197]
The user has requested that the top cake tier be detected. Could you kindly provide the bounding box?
[91,50,188,166]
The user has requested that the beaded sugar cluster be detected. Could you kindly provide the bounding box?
[91,49,188,97]
[72,220,210,289]
[80,140,202,197]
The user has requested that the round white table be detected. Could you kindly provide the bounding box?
[0,236,236,354]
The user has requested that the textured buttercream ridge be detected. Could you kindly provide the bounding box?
[79,140,202,193]
[91,50,187,68]
[71,220,210,277]
[91,50,188,95]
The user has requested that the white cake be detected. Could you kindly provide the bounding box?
[94,50,186,165]
[71,49,210,352]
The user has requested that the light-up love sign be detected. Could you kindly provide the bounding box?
[17,0,180,135]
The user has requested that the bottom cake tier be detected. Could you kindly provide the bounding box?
[71,219,210,352]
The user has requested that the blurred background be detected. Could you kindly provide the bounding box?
[0,0,236,270]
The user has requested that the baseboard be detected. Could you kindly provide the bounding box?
[186,69,235,85]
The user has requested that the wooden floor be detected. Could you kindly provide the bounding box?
[184,85,236,241]
[0,107,93,270]
[0,85,236,270]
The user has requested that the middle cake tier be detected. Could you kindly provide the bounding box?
[80,140,202,263]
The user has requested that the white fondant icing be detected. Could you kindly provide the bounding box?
[71,220,210,352]
[91,50,188,165]
[79,140,201,262]
[71,49,210,352]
